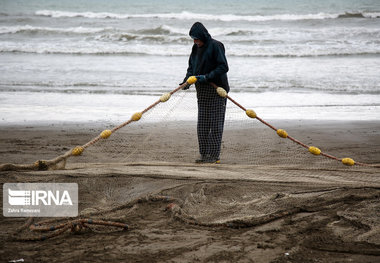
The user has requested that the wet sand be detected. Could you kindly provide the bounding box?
[1,120,380,262]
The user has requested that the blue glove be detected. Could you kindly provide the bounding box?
[196,75,207,83]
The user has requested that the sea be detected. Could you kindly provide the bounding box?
[0,0,379,123]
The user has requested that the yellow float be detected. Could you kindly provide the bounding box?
[187,76,197,84]
[216,87,227,98]
[276,129,288,138]
[245,109,257,119]
[71,146,84,156]
[100,130,112,139]
[160,93,171,102]
[342,158,355,166]
[131,112,142,121]
[309,146,321,155]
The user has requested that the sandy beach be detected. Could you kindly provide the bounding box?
[1,0,380,261]
[1,120,380,262]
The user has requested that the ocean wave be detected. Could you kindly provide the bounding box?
[338,12,380,18]
[0,42,188,56]
[0,25,111,35]
[210,27,380,39]
[34,10,380,22]
[0,83,170,96]
[1,33,380,57]
[135,25,185,35]
[1,44,379,58]
[2,24,379,42]
[95,33,188,44]
[338,12,365,18]
[230,51,380,58]
[0,24,187,42]
[103,25,187,41]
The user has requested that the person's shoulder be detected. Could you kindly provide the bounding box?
[209,38,225,49]
[210,38,223,45]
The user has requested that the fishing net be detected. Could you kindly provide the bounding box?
[0,79,379,171]
[71,86,370,169]
[10,175,380,242]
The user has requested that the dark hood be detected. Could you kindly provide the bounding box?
[189,22,211,43]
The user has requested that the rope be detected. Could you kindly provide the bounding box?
[208,82,379,168]
[12,194,176,241]
[12,218,128,241]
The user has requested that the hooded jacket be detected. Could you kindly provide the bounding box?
[184,22,230,92]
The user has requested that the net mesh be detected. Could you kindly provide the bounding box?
[10,173,380,241]
[71,89,366,170]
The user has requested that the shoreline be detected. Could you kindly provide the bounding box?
[1,91,379,123]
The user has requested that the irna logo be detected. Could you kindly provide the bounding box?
[3,183,78,217]
[8,189,73,206]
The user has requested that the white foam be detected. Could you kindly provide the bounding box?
[0,41,189,55]
[0,25,111,34]
[363,12,380,18]
[35,10,341,22]
[1,40,379,57]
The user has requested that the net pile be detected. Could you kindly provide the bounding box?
[10,177,380,244]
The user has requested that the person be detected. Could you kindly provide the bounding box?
[181,22,230,164]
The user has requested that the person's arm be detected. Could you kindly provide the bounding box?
[184,55,194,81]
[205,42,228,81]
[182,47,196,84]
